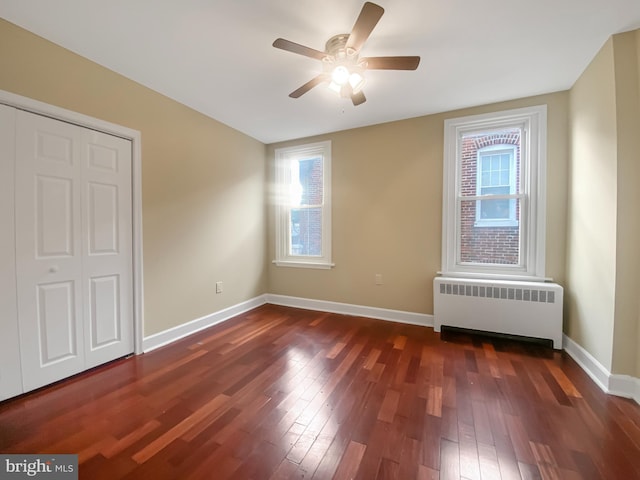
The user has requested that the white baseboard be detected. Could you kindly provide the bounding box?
[562,334,611,392]
[142,294,432,354]
[142,295,640,406]
[142,294,268,352]
[266,294,433,327]
[609,375,640,404]
[563,333,640,404]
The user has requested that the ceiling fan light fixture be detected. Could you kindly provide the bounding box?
[329,64,365,96]
[331,65,350,86]
[328,81,342,94]
[348,71,365,93]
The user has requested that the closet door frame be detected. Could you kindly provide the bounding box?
[0,105,23,400]
[0,89,144,355]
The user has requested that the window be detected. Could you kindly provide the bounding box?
[274,141,333,268]
[475,144,517,227]
[441,105,547,279]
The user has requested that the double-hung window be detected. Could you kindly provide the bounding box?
[441,105,547,279]
[274,141,333,269]
[475,144,518,227]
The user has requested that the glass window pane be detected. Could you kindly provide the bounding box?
[460,130,521,200]
[298,157,323,206]
[290,207,322,256]
[480,198,510,219]
[459,199,521,265]
[481,186,509,196]
[455,126,526,271]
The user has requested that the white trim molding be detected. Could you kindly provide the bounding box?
[609,375,640,404]
[266,294,433,327]
[143,294,432,353]
[563,334,640,405]
[142,294,432,354]
[143,295,268,352]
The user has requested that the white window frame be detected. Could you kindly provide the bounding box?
[274,141,333,269]
[475,144,518,227]
[441,105,547,280]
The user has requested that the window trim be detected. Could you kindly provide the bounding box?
[441,105,547,280]
[474,144,518,227]
[274,141,333,269]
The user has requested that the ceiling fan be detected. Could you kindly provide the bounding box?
[273,2,420,106]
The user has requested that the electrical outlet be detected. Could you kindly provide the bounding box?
[216,281,223,293]
[375,274,383,285]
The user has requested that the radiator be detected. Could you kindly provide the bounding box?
[433,277,563,349]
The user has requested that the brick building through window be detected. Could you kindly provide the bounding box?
[459,128,521,265]
[291,156,323,256]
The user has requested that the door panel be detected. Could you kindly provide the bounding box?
[36,129,73,165]
[88,182,118,255]
[0,105,23,401]
[88,142,119,172]
[15,110,85,392]
[90,275,121,347]
[36,175,75,257]
[37,281,79,364]
[82,129,133,368]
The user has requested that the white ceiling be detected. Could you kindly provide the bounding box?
[2,0,640,144]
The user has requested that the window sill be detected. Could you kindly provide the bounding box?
[273,260,335,270]
[437,271,553,283]
[473,220,519,228]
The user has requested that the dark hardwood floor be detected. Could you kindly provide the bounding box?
[2,304,640,479]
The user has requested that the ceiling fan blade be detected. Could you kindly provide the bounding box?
[345,2,384,52]
[351,91,366,106]
[362,56,421,70]
[289,74,330,98]
[273,38,327,61]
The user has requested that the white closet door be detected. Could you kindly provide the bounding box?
[15,110,133,392]
[0,105,23,401]
[81,128,133,368]
[15,110,86,391]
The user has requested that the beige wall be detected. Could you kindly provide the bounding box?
[566,30,640,375]
[0,19,268,336]
[267,92,569,315]
[611,31,640,375]
[566,38,618,371]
